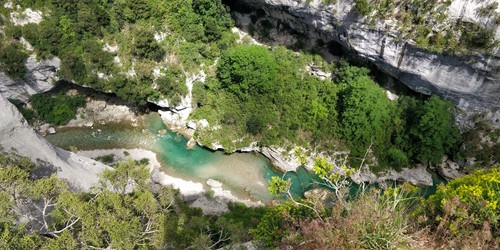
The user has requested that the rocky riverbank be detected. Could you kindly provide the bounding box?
[36,84,143,135]
[77,148,263,215]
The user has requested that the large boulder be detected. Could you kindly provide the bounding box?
[437,158,464,180]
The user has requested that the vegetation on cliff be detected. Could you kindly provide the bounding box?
[350,0,499,54]
[260,159,500,248]
[0,1,498,248]
[2,0,489,171]
[1,0,234,105]
[193,45,461,171]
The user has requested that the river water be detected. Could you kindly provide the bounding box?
[45,112,443,202]
[45,113,319,202]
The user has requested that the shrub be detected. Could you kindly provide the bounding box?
[424,165,500,247]
[94,154,115,164]
[217,45,277,101]
[339,73,391,158]
[132,28,165,62]
[156,65,187,106]
[386,147,409,170]
[29,94,85,125]
[354,0,370,16]
[0,42,29,79]
[461,22,496,50]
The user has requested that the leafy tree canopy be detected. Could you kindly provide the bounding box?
[218,45,278,101]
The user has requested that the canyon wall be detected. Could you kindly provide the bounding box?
[228,0,500,109]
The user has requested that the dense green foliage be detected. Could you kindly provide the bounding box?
[218,45,278,100]
[1,0,233,105]
[29,94,85,125]
[338,71,391,157]
[195,45,461,171]
[354,0,370,16]
[192,45,340,152]
[411,96,461,164]
[367,0,498,54]
[156,65,188,106]
[0,41,28,78]
[131,28,165,62]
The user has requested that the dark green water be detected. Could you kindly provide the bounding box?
[46,114,319,202]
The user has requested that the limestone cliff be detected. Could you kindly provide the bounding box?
[0,55,60,102]
[0,94,109,191]
[228,0,500,109]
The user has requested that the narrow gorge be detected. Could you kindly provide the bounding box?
[0,1,499,247]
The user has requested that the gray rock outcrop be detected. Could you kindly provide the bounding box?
[0,94,109,191]
[0,55,60,101]
[352,164,434,186]
[230,0,500,109]
[437,158,464,180]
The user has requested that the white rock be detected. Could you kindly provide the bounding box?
[198,119,209,128]
[351,164,434,186]
[150,169,204,197]
[187,121,198,130]
[103,43,119,53]
[207,179,223,188]
[154,31,167,42]
[47,127,56,134]
[4,1,13,9]
[437,158,464,180]
[156,70,207,133]
[385,90,399,101]
[10,8,43,26]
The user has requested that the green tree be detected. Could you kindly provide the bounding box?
[339,74,391,158]
[101,159,150,194]
[411,96,460,165]
[192,0,233,41]
[132,28,165,62]
[156,65,187,106]
[217,45,277,100]
[29,94,85,125]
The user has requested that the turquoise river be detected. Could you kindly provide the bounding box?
[45,113,442,202]
[45,113,320,202]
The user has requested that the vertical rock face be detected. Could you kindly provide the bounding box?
[228,0,500,109]
[0,94,109,191]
